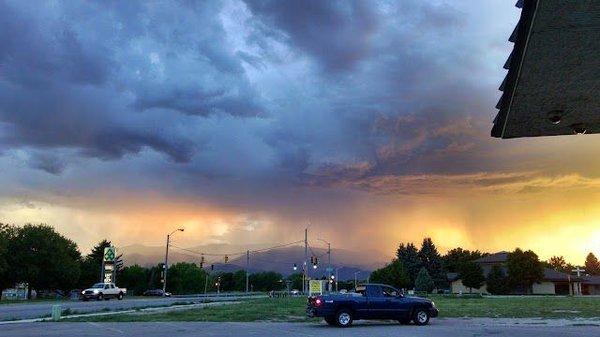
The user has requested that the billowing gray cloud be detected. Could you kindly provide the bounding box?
[0,0,518,198]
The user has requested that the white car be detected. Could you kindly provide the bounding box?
[81,283,126,301]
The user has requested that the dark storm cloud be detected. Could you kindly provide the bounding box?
[244,0,378,72]
[0,0,264,169]
[0,0,514,201]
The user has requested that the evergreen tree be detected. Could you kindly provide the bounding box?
[119,265,150,295]
[79,239,112,287]
[458,261,485,293]
[414,267,435,293]
[584,253,600,275]
[486,265,509,295]
[418,238,446,289]
[396,243,421,288]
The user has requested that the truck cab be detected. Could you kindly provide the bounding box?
[81,282,126,301]
[307,283,438,327]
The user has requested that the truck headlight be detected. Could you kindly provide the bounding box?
[81,291,85,295]
[431,301,436,307]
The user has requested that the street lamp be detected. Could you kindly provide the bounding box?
[163,228,184,296]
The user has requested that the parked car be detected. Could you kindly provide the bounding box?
[81,283,126,301]
[306,283,438,327]
[143,289,171,297]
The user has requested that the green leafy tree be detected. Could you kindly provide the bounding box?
[414,267,435,293]
[250,271,284,291]
[486,265,509,295]
[418,238,446,289]
[167,262,206,294]
[369,259,410,290]
[458,261,485,293]
[287,273,303,291]
[79,239,112,288]
[0,224,17,294]
[546,256,573,273]
[11,224,82,297]
[443,248,486,273]
[232,270,247,291]
[584,253,600,275]
[507,248,544,294]
[119,265,150,295]
[396,243,421,288]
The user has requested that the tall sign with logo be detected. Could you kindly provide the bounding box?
[102,247,116,284]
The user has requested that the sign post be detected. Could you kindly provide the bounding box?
[102,247,117,284]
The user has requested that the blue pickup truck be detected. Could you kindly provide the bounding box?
[306,283,438,327]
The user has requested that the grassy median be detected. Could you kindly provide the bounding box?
[65,295,600,322]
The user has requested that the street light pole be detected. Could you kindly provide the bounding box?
[163,228,184,296]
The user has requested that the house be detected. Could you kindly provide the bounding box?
[582,276,600,295]
[449,251,584,295]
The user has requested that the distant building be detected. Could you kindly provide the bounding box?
[448,251,593,295]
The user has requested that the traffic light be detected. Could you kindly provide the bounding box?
[224,255,229,263]
[200,255,205,268]
[210,264,214,271]
[310,256,314,264]
[293,263,298,271]
[314,257,318,265]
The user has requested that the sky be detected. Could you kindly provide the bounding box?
[1,0,599,264]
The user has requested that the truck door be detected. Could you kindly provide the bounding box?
[366,285,393,318]
[381,286,411,319]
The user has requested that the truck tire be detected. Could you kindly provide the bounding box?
[335,309,353,327]
[118,292,123,300]
[324,316,336,326]
[413,308,430,326]
[97,293,103,301]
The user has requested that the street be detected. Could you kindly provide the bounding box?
[0,295,261,321]
[1,320,598,337]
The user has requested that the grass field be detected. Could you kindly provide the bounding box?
[65,295,600,322]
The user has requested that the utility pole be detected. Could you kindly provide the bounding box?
[317,238,331,292]
[163,228,184,296]
[246,250,250,293]
[304,228,308,294]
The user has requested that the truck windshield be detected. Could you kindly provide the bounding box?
[91,283,105,288]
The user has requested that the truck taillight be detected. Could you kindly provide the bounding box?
[315,298,322,306]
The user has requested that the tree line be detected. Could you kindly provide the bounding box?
[369,237,600,294]
[0,223,291,298]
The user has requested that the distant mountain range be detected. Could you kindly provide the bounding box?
[119,243,390,281]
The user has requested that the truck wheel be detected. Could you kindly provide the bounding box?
[413,308,430,326]
[97,293,103,301]
[118,293,123,300]
[324,316,336,326]
[335,309,353,327]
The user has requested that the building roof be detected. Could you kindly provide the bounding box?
[543,268,573,282]
[492,0,600,138]
[475,251,508,264]
[583,275,600,285]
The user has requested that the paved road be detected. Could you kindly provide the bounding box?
[0,295,262,321]
[1,320,598,337]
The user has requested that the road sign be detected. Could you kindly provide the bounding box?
[309,280,323,295]
[104,247,116,262]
